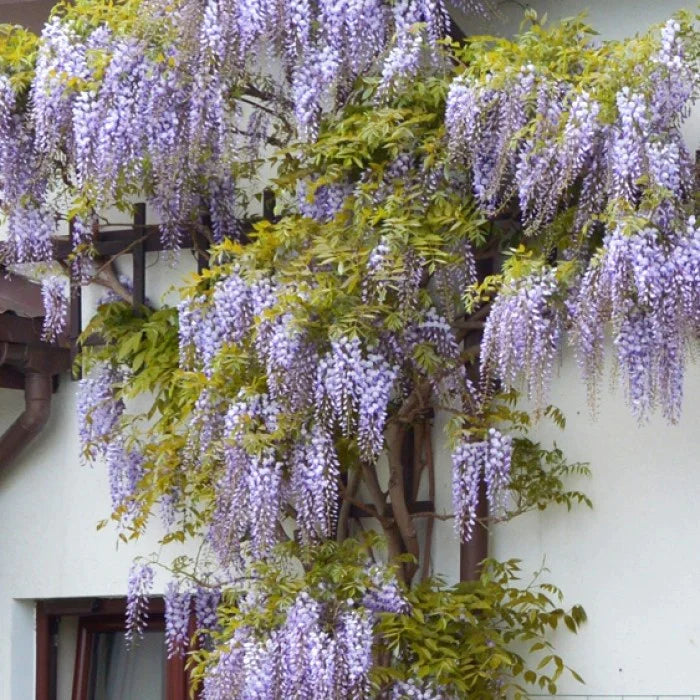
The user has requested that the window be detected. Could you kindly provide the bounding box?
[36,598,188,700]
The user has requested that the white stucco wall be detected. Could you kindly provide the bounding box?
[0,1,697,698]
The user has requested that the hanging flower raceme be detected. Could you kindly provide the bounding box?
[77,363,125,460]
[209,393,284,563]
[40,275,68,342]
[291,424,340,542]
[452,429,513,542]
[572,217,700,422]
[316,336,398,460]
[194,586,222,641]
[0,73,55,264]
[126,563,154,643]
[416,307,462,361]
[362,566,411,615]
[105,440,145,529]
[480,269,564,404]
[298,178,353,222]
[210,445,283,565]
[164,582,192,658]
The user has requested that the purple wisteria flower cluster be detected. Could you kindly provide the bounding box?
[77,363,124,460]
[482,214,699,422]
[447,21,697,421]
[77,363,149,528]
[174,252,470,565]
[291,424,341,542]
[298,179,353,222]
[362,566,411,615]
[202,335,398,563]
[0,75,55,264]
[452,428,512,542]
[481,269,563,404]
[105,441,144,530]
[0,0,487,263]
[130,573,222,655]
[40,275,68,342]
[201,589,387,700]
[164,581,192,658]
[390,679,449,699]
[571,218,700,421]
[446,19,694,229]
[195,586,222,640]
[315,336,398,460]
[209,444,283,564]
[126,563,154,643]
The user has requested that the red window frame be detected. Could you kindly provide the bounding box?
[36,598,188,700]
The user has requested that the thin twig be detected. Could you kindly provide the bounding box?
[89,232,153,279]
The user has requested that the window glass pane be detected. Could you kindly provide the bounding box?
[88,630,165,700]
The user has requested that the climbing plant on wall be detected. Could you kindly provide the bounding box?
[0,1,698,697]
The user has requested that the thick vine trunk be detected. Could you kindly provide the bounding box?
[385,422,420,584]
[361,461,405,569]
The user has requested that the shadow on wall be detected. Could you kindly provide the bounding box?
[0,1,55,33]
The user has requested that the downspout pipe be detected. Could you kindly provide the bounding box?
[0,370,53,470]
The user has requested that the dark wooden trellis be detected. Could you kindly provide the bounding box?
[60,202,211,378]
[61,190,278,378]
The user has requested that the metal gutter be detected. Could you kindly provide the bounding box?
[0,370,53,470]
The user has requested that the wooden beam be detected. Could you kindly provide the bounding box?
[0,314,45,345]
[0,271,45,317]
[262,188,276,221]
[40,597,165,617]
[132,203,146,313]
[36,603,57,700]
[459,477,489,581]
[0,365,24,390]
[53,215,263,262]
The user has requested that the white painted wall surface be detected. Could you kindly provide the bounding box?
[0,0,697,698]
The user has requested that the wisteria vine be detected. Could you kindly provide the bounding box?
[61,8,698,699]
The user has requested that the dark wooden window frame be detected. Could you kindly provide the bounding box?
[36,598,188,700]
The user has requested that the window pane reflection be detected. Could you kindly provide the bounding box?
[88,630,165,700]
